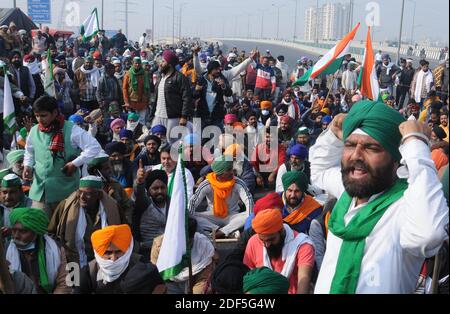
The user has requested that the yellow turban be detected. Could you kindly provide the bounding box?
[91,225,132,256]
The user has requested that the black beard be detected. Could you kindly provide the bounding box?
[341,159,397,199]
[267,235,284,259]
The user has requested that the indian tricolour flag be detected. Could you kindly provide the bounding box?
[43,49,55,97]
[358,27,380,100]
[80,8,100,42]
[3,71,18,134]
[156,148,190,281]
[294,23,361,87]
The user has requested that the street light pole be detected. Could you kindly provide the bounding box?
[13,0,16,8]
[125,0,128,38]
[397,0,405,64]
[293,0,298,42]
[152,0,155,44]
[410,0,416,45]
[101,0,104,30]
[172,0,175,45]
[315,0,319,44]
[260,11,264,39]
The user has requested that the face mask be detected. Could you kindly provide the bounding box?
[262,110,270,116]
[128,121,139,131]
[14,239,36,251]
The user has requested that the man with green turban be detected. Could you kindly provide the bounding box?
[281,171,322,234]
[6,150,25,178]
[189,155,253,239]
[6,207,71,294]
[310,100,449,294]
[243,267,289,294]
[1,174,32,231]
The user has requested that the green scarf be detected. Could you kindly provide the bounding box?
[328,179,408,294]
[37,236,52,293]
[128,66,150,95]
[160,165,176,196]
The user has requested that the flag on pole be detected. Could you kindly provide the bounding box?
[3,71,18,134]
[80,8,100,42]
[43,49,55,97]
[156,148,190,280]
[293,23,361,87]
[358,27,380,101]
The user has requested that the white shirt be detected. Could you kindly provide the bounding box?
[310,129,449,294]
[24,124,102,168]
[155,74,168,118]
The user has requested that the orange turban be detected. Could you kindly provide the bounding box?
[224,144,243,158]
[432,149,449,171]
[233,122,245,130]
[252,209,283,235]
[260,101,272,110]
[91,224,132,256]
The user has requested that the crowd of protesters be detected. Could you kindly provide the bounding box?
[0,23,448,295]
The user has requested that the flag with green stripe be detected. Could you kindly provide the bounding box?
[156,147,190,281]
[3,72,18,134]
[81,8,100,42]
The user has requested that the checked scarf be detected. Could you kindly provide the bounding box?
[38,115,66,158]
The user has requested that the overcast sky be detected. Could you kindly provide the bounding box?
[7,0,449,45]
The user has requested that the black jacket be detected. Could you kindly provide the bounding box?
[150,70,193,119]
[193,73,233,123]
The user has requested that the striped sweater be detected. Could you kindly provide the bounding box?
[252,63,277,91]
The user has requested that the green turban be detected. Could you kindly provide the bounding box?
[88,152,110,168]
[296,126,309,137]
[442,165,449,206]
[128,112,140,122]
[1,173,22,188]
[342,100,405,162]
[211,155,233,176]
[6,150,25,165]
[79,175,103,189]
[0,169,11,181]
[243,267,289,294]
[282,171,309,192]
[9,207,49,235]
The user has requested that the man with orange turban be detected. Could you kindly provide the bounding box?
[243,209,315,294]
[189,155,253,239]
[75,224,166,294]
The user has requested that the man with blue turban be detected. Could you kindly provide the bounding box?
[310,100,449,294]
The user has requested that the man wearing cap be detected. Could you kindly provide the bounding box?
[376,54,400,96]
[49,176,123,268]
[105,141,134,189]
[75,224,166,294]
[126,112,149,143]
[87,152,134,224]
[133,135,161,174]
[123,57,152,123]
[189,155,253,239]
[74,56,101,111]
[7,207,71,294]
[96,63,122,112]
[341,61,358,91]
[243,208,315,294]
[133,167,170,257]
[0,174,32,233]
[9,50,35,101]
[310,100,448,293]
[119,129,141,162]
[276,144,310,193]
[6,149,25,178]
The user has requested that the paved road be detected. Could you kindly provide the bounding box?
[221,40,321,72]
[221,39,441,69]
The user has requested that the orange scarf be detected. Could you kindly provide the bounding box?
[283,194,322,225]
[206,173,235,218]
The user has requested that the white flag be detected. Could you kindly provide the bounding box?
[156,150,190,280]
[81,8,100,42]
[3,74,17,134]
